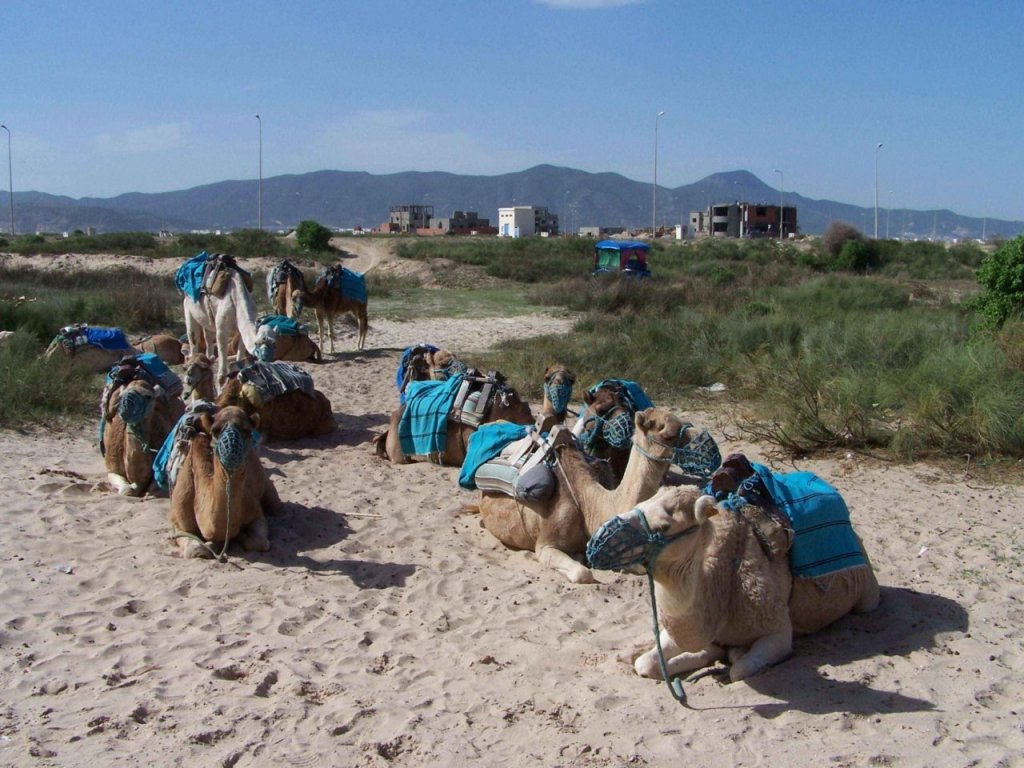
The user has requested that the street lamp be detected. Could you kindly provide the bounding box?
[652,110,665,236]
[874,142,883,239]
[255,114,262,231]
[0,124,12,236]
[773,168,784,242]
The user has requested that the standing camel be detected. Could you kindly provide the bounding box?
[296,265,368,352]
[180,260,261,388]
[266,259,307,319]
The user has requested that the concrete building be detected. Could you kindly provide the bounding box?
[689,202,798,239]
[387,204,434,233]
[497,206,559,237]
[423,210,496,236]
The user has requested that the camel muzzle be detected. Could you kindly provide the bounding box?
[215,425,250,474]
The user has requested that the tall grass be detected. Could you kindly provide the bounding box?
[0,331,98,426]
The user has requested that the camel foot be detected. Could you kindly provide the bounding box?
[178,538,214,559]
[108,473,141,496]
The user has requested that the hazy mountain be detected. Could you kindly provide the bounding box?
[1,165,1020,239]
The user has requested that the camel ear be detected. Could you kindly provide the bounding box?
[635,408,648,431]
[543,364,555,381]
[695,495,719,523]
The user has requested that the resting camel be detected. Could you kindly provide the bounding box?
[101,379,185,496]
[537,364,576,433]
[252,323,323,363]
[374,371,533,466]
[573,382,645,482]
[132,334,186,366]
[170,406,283,558]
[618,484,880,683]
[182,265,260,387]
[294,266,368,352]
[217,374,335,441]
[45,326,136,374]
[267,259,307,318]
[472,408,696,583]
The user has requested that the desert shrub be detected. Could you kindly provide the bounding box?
[365,271,420,298]
[0,329,97,426]
[821,221,864,259]
[836,238,882,273]
[295,220,333,252]
[969,235,1024,328]
[228,228,290,259]
[10,232,159,255]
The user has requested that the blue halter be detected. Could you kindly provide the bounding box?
[544,380,573,414]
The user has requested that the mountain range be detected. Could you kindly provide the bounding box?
[1,165,1020,240]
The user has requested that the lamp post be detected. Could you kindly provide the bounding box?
[652,110,665,237]
[874,142,883,239]
[255,114,262,231]
[0,124,12,236]
[773,168,784,242]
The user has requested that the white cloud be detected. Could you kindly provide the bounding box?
[534,0,647,8]
[93,122,190,156]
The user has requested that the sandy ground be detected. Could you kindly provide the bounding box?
[1,251,1023,767]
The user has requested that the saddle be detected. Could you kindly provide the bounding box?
[266,259,306,301]
[472,428,558,503]
[450,368,504,427]
[205,253,254,297]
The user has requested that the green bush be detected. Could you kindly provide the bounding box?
[296,220,333,252]
[970,235,1024,328]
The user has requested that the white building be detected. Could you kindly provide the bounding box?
[497,206,536,238]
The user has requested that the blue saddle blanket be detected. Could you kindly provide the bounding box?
[84,326,133,351]
[175,250,210,301]
[458,422,530,490]
[318,266,367,304]
[753,463,867,578]
[258,315,307,336]
[398,375,464,457]
[396,343,439,404]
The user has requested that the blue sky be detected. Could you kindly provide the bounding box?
[2,0,1022,220]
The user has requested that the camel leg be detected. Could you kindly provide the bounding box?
[356,303,367,350]
[536,543,595,584]
[726,629,792,682]
[169,464,211,558]
[635,627,726,680]
[261,475,284,515]
[238,515,270,552]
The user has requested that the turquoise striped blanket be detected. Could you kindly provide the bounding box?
[458,422,530,490]
[398,375,464,457]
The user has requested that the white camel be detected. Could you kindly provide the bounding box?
[183,269,261,388]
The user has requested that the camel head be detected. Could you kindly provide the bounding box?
[200,406,260,475]
[582,384,622,414]
[542,364,576,416]
[114,379,159,426]
[253,325,276,362]
[183,354,216,401]
[632,408,691,462]
[289,288,305,318]
[586,486,714,572]
[427,349,465,380]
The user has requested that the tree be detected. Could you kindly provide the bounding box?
[295,220,332,252]
[821,221,864,259]
[971,235,1024,328]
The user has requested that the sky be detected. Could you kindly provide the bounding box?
[2,0,1022,220]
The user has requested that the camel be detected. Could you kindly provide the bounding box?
[537,364,576,433]
[616,483,880,683]
[181,262,261,387]
[182,354,217,401]
[170,405,283,559]
[45,325,136,373]
[295,265,368,352]
[101,379,185,496]
[374,370,533,466]
[573,380,651,482]
[472,408,698,583]
[252,322,323,363]
[132,334,186,366]
[396,345,463,402]
[217,368,335,441]
[267,259,307,318]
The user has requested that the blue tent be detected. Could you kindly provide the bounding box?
[593,240,651,277]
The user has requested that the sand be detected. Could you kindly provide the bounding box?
[1,250,1023,767]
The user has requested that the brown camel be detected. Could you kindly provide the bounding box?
[374,371,534,466]
[45,325,137,373]
[170,406,283,559]
[295,265,368,352]
[617,484,879,682]
[472,408,697,583]
[132,334,186,366]
[536,363,576,433]
[267,259,307,318]
[182,354,217,401]
[572,382,641,482]
[101,379,185,496]
[217,373,335,441]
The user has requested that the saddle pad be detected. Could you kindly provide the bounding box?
[175,251,210,301]
[238,361,316,402]
[80,326,133,351]
[458,421,530,490]
[398,375,464,457]
[752,463,867,578]
[152,400,218,491]
[258,315,308,336]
